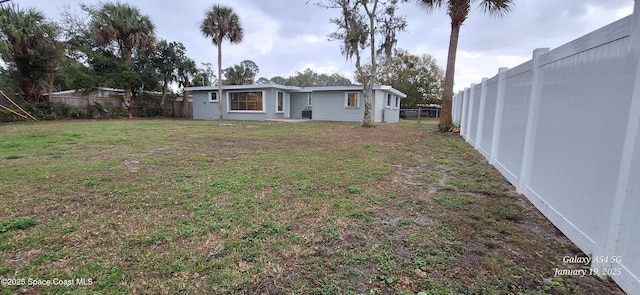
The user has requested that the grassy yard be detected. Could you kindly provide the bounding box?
[0,119,625,294]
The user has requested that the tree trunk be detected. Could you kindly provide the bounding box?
[362,83,373,127]
[161,78,168,116]
[123,48,133,117]
[217,42,224,120]
[182,80,190,119]
[361,1,378,128]
[161,79,168,105]
[439,19,461,130]
[47,73,54,103]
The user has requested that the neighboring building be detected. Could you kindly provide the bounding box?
[186,84,406,123]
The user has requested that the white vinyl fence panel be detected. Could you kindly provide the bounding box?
[478,76,498,159]
[452,4,640,294]
[495,61,532,184]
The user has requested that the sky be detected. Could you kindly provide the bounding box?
[10,0,636,91]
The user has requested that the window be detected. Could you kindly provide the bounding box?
[386,94,391,107]
[228,91,264,112]
[346,92,359,108]
[394,96,399,109]
[308,93,313,107]
[208,91,218,102]
[276,91,284,113]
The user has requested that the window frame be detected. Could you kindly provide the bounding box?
[208,91,218,102]
[276,91,284,113]
[227,90,266,113]
[394,96,399,109]
[386,93,392,108]
[345,92,360,108]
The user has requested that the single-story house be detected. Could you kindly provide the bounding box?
[185,84,406,123]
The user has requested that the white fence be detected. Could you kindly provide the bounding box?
[453,2,640,294]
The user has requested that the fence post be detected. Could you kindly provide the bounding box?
[517,48,549,194]
[489,67,509,165]
[593,0,640,282]
[475,78,488,150]
[460,87,470,138]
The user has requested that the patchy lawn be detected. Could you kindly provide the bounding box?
[0,119,625,294]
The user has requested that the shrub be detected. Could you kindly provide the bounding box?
[137,101,162,117]
[87,102,110,119]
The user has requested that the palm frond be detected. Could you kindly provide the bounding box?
[416,0,447,13]
[200,4,243,46]
[478,0,514,17]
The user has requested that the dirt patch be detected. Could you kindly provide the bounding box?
[6,249,41,267]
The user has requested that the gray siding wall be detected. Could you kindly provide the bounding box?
[374,90,400,123]
[193,88,287,121]
[290,92,309,119]
[312,90,364,122]
[373,90,383,123]
[223,88,283,121]
[192,91,219,120]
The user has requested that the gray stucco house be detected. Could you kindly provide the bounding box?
[186,84,406,123]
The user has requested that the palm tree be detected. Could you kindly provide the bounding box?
[0,4,61,102]
[177,57,197,118]
[419,0,513,131]
[224,60,259,85]
[200,4,243,120]
[89,2,156,115]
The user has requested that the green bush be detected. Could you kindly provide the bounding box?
[20,102,83,120]
[87,102,109,119]
[50,102,71,119]
[136,101,162,117]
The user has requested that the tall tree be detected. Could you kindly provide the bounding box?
[419,0,513,130]
[321,0,406,127]
[154,40,188,106]
[0,4,63,102]
[223,60,259,85]
[191,63,217,87]
[261,69,353,86]
[287,68,353,86]
[88,1,157,115]
[358,49,444,107]
[255,77,270,84]
[177,56,196,118]
[133,45,163,93]
[377,1,407,60]
[268,76,289,85]
[200,4,243,120]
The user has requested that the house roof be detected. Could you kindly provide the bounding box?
[185,84,407,98]
[185,84,299,92]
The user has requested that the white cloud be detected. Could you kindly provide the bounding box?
[237,8,279,56]
[453,51,531,91]
[302,34,322,44]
